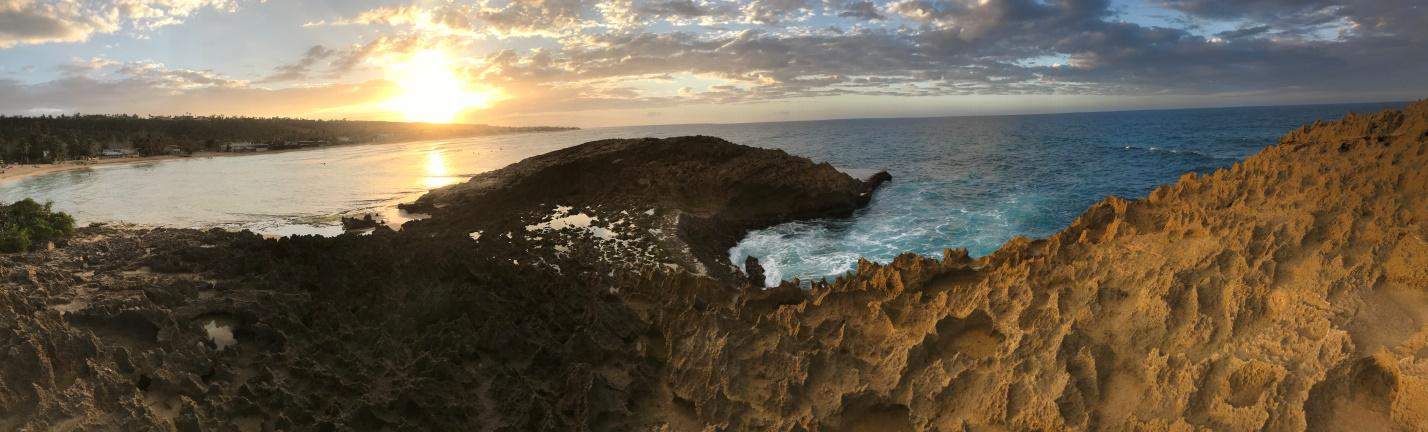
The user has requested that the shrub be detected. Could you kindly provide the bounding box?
[0,199,76,253]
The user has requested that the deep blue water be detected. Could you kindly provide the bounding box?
[1,101,1407,286]
[719,102,1407,285]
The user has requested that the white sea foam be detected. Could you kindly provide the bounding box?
[731,183,1051,288]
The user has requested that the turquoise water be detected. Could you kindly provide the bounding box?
[713,102,1408,285]
[0,102,1405,285]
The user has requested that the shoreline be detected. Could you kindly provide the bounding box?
[1,153,204,184]
[0,131,564,185]
[0,142,394,185]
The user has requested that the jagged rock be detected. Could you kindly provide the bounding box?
[744,255,766,286]
[401,136,890,280]
[340,213,382,231]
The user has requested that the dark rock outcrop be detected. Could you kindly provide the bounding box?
[401,135,889,280]
[339,213,382,231]
[744,255,767,286]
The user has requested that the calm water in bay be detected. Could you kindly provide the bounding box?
[0,102,1405,284]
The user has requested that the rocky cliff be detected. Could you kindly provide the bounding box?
[2,103,1427,431]
[634,101,1428,430]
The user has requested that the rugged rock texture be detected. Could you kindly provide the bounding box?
[2,225,661,431]
[639,101,1428,430]
[0,136,887,431]
[2,103,1427,431]
[401,136,889,280]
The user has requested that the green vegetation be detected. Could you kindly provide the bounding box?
[0,114,575,164]
[0,199,76,253]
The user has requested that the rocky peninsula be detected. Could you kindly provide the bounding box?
[3,102,1428,430]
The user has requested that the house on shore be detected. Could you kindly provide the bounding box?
[270,140,328,151]
[99,148,135,158]
[223,142,268,152]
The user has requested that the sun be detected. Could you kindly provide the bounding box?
[382,50,496,123]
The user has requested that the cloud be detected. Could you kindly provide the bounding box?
[478,0,590,36]
[1213,25,1272,41]
[1163,0,1428,42]
[8,0,1428,123]
[636,0,723,19]
[475,0,1426,104]
[837,1,884,20]
[57,56,119,77]
[257,45,335,83]
[0,0,117,48]
[0,0,235,49]
[0,60,389,117]
[739,0,810,24]
[1159,0,1337,21]
[313,0,594,38]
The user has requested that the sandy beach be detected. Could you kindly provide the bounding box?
[0,143,382,185]
[1,154,186,184]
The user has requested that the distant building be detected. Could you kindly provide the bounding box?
[270,140,328,151]
[99,149,134,158]
[224,142,268,152]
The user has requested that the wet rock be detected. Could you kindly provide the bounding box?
[340,213,382,231]
[743,255,766,286]
[865,170,892,191]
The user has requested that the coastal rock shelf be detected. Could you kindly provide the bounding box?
[3,102,1428,430]
[399,135,891,281]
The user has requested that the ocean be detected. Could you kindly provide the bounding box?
[0,102,1407,285]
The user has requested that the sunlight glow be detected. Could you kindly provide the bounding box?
[382,50,498,123]
[421,149,459,189]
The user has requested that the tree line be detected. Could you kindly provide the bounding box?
[0,114,575,164]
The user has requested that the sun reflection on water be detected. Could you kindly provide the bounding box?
[422,149,459,189]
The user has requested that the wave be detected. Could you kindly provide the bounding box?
[731,183,1049,287]
[1119,145,1235,161]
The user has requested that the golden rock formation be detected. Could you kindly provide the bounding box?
[636,101,1428,431]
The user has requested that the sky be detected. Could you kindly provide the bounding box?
[0,0,1425,127]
